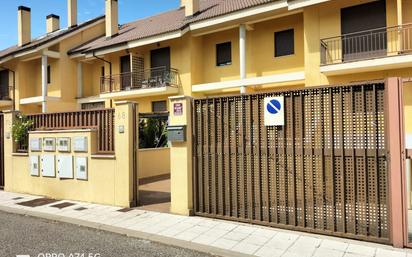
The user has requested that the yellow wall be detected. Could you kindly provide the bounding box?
[138,148,170,179]
[7,130,122,206]
[4,102,137,207]
[250,14,304,77]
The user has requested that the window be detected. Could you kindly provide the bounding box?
[152,100,167,113]
[47,65,51,84]
[274,29,294,57]
[101,66,105,77]
[216,42,232,66]
[81,102,105,110]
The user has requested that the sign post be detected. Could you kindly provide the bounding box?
[264,96,284,126]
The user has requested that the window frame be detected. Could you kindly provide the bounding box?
[274,29,295,58]
[216,42,232,67]
[152,100,167,113]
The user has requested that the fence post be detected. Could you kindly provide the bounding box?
[386,77,405,247]
[114,101,139,207]
[169,96,193,216]
[2,110,18,191]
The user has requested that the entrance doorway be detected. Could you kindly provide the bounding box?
[136,112,171,213]
[341,0,387,61]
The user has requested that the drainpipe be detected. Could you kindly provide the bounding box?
[1,67,16,111]
[93,52,112,77]
[239,24,246,94]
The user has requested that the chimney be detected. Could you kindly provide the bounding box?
[18,6,31,47]
[68,0,77,27]
[105,0,119,38]
[46,14,60,33]
[181,0,199,17]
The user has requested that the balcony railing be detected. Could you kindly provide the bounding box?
[100,67,179,94]
[321,24,412,65]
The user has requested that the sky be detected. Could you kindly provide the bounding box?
[0,0,180,49]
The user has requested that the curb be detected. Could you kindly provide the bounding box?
[0,205,252,257]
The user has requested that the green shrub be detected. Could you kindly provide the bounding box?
[12,114,33,149]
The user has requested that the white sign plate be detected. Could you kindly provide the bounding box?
[264,96,285,126]
[30,138,42,152]
[73,137,88,152]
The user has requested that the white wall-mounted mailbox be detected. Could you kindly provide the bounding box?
[75,157,88,180]
[57,155,73,179]
[43,138,56,152]
[41,154,55,177]
[57,138,71,152]
[73,137,88,152]
[30,155,40,176]
[30,138,42,152]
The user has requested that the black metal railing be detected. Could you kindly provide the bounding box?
[100,67,180,93]
[321,23,412,65]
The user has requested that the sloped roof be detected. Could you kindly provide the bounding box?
[69,0,280,55]
[0,15,105,61]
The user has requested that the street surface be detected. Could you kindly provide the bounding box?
[0,211,214,257]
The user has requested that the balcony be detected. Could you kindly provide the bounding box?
[99,67,180,99]
[320,24,412,75]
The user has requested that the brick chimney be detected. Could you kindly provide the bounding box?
[46,14,60,33]
[18,6,31,47]
[68,0,77,27]
[105,0,119,38]
[181,0,199,17]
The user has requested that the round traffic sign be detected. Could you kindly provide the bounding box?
[267,99,282,114]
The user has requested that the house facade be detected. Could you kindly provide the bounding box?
[1,0,412,249]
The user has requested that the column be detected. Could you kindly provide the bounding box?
[77,62,83,98]
[114,101,139,207]
[41,55,48,113]
[169,96,193,215]
[239,24,246,94]
[3,111,17,191]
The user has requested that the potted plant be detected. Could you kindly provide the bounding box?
[12,114,33,152]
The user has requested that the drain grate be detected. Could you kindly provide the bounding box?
[17,198,59,207]
[50,202,76,209]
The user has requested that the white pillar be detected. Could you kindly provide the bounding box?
[41,55,48,113]
[77,62,83,98]
[239,24,246,94]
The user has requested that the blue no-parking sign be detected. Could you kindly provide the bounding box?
[264,96,284,126]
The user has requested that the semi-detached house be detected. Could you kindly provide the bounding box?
[1,0,412,249]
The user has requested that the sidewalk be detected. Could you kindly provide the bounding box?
[0,191,411,257]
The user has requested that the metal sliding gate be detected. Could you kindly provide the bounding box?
[193,82,389,243]
[0,113,4,189]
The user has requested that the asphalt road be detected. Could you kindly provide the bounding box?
[0,211,214,257]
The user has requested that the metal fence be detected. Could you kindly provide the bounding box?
[100,67,179,93]
[22,109,115,154]
[193,82,389,243]
[321,24,412,64]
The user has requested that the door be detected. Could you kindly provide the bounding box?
[0,70,9,100]
[150,47,170,83]
[120,55,131,90]
[193,83,389,243]
[341,0,387,61]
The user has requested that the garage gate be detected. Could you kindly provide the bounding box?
[193,82,389,243]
